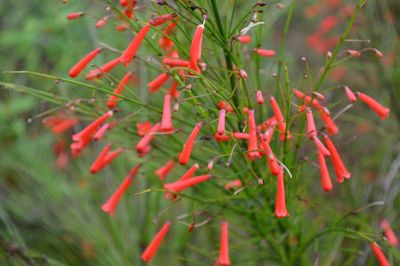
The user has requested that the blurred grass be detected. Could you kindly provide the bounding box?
[0,0,399,265]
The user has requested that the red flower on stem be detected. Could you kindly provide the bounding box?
[164,174,211,195]
[356,92,390,120]
[155,160,175,180]
[90,144,123,174]
[317,151,333,191]
[380,219,399,247]
[160,94,174,132]
[101,164,141,216]
[256,90,264,104]
[141,222,172,263]
[324,135,351,183]
[344,86,357,103]
[254,48,276,57]
[189,24,205,73]
[312,136,331,157]
[215,221,231,266]
[178,123,202,165]
[217,109,226,135]
[120,24,151,66]
[68,48,102,78]
[247,109,261,160]
[369,243,390,266]
[107,72,133,109]
[306,108,317,139]
[86,57,121,80]
[136,123,160,154]
[237,35,252,43]
[318,107,339,135]
[275,167,289,218]
[66,12,84,20]
[148,73,170,93]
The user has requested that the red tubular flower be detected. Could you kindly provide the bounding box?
[346,49,361,57]
[318,107,339,135]
[380,219,399,247]
[356,92,390,120]
[178,123,202,165]
[247,109,261,160]
[317,16,338,33]
[136,121,152,136]
[93,123,110,141]
[155,160,175,180]
[149,14,174,26]
[237,35,252,43]
[217,101,234,113]
[86,57,121,80]
[275,167,289,218]
[164,174,211,193]
[116,24,129,32]
[232,132,249,140]
[313,136,331,157]
[217,109,226,135]
[66,12,84,20]
[306,108,317,139]
[107,72,133,109]
[293,89,305,99]
[269,96,289,140]
[95,16,109,29]
[324,135,351,182]
[141,222,172,263]
[168,80,179,98]
[214,133,231,142]
[312,91,325,101]
[369,243,390,266]
[90,144,123,174]
[136,123,160,153]
[160,94,174,132]
[254,48,276,57]
[207,161,214,171]
[189,25,205,73]
[256,90,264,104]
[120,24,151,66]
[317,151,333,191]
[101,164,141,216]
[224,179,243,190]
[159,22,176,51]
[51,118,78,134]
[344,86,357,103]
[162,58,190,67]
[215,221,231,266]
[73,111,113,142]
[165,163,199,200]
[148,73,170,93]
[68,48,102,78]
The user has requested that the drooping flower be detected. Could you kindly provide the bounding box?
[72,111,113,143]
[164,174,211,193]
[149,14,174,27]
[86,57,121,80]
[318,107,339,135]
[254,48,276,57]
[160,94,174,132]
[232,132,249,140]
[317,151,333,191]
[323,135,351,183]
[380,219,399,247]
[356,92,390,120]
[178,123,202,165]
[256,90,264,105]
[217,101,234,113]
[95,16,109,29]
[68,48,102,78]
[312,136,331,157]
[224,179,243,190]
[237,35,252,43]
[155,160,175,180]
[217,109,226,135]
[148,73,170,93]
[275,167,289,218]
[247,109,261,160]
[165,163,199,200]
[369,243,390,266]
[107,72,133,109]
[101,164,141,216]
[136,123,160,154]
[306,108,317,139]
[141,222,172,263]
[93,123,110,141]
[90,144,123,174]
[66,12,85,20]
[346,49,361,57]
[344,86,357,103]
[120,24,151,66]
[269,96,290,140]
[215,221,231,266]
[189,24,205,73]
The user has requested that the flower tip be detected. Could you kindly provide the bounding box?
[101,204,115,216]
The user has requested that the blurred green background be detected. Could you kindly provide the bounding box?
[1,0,400,265]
